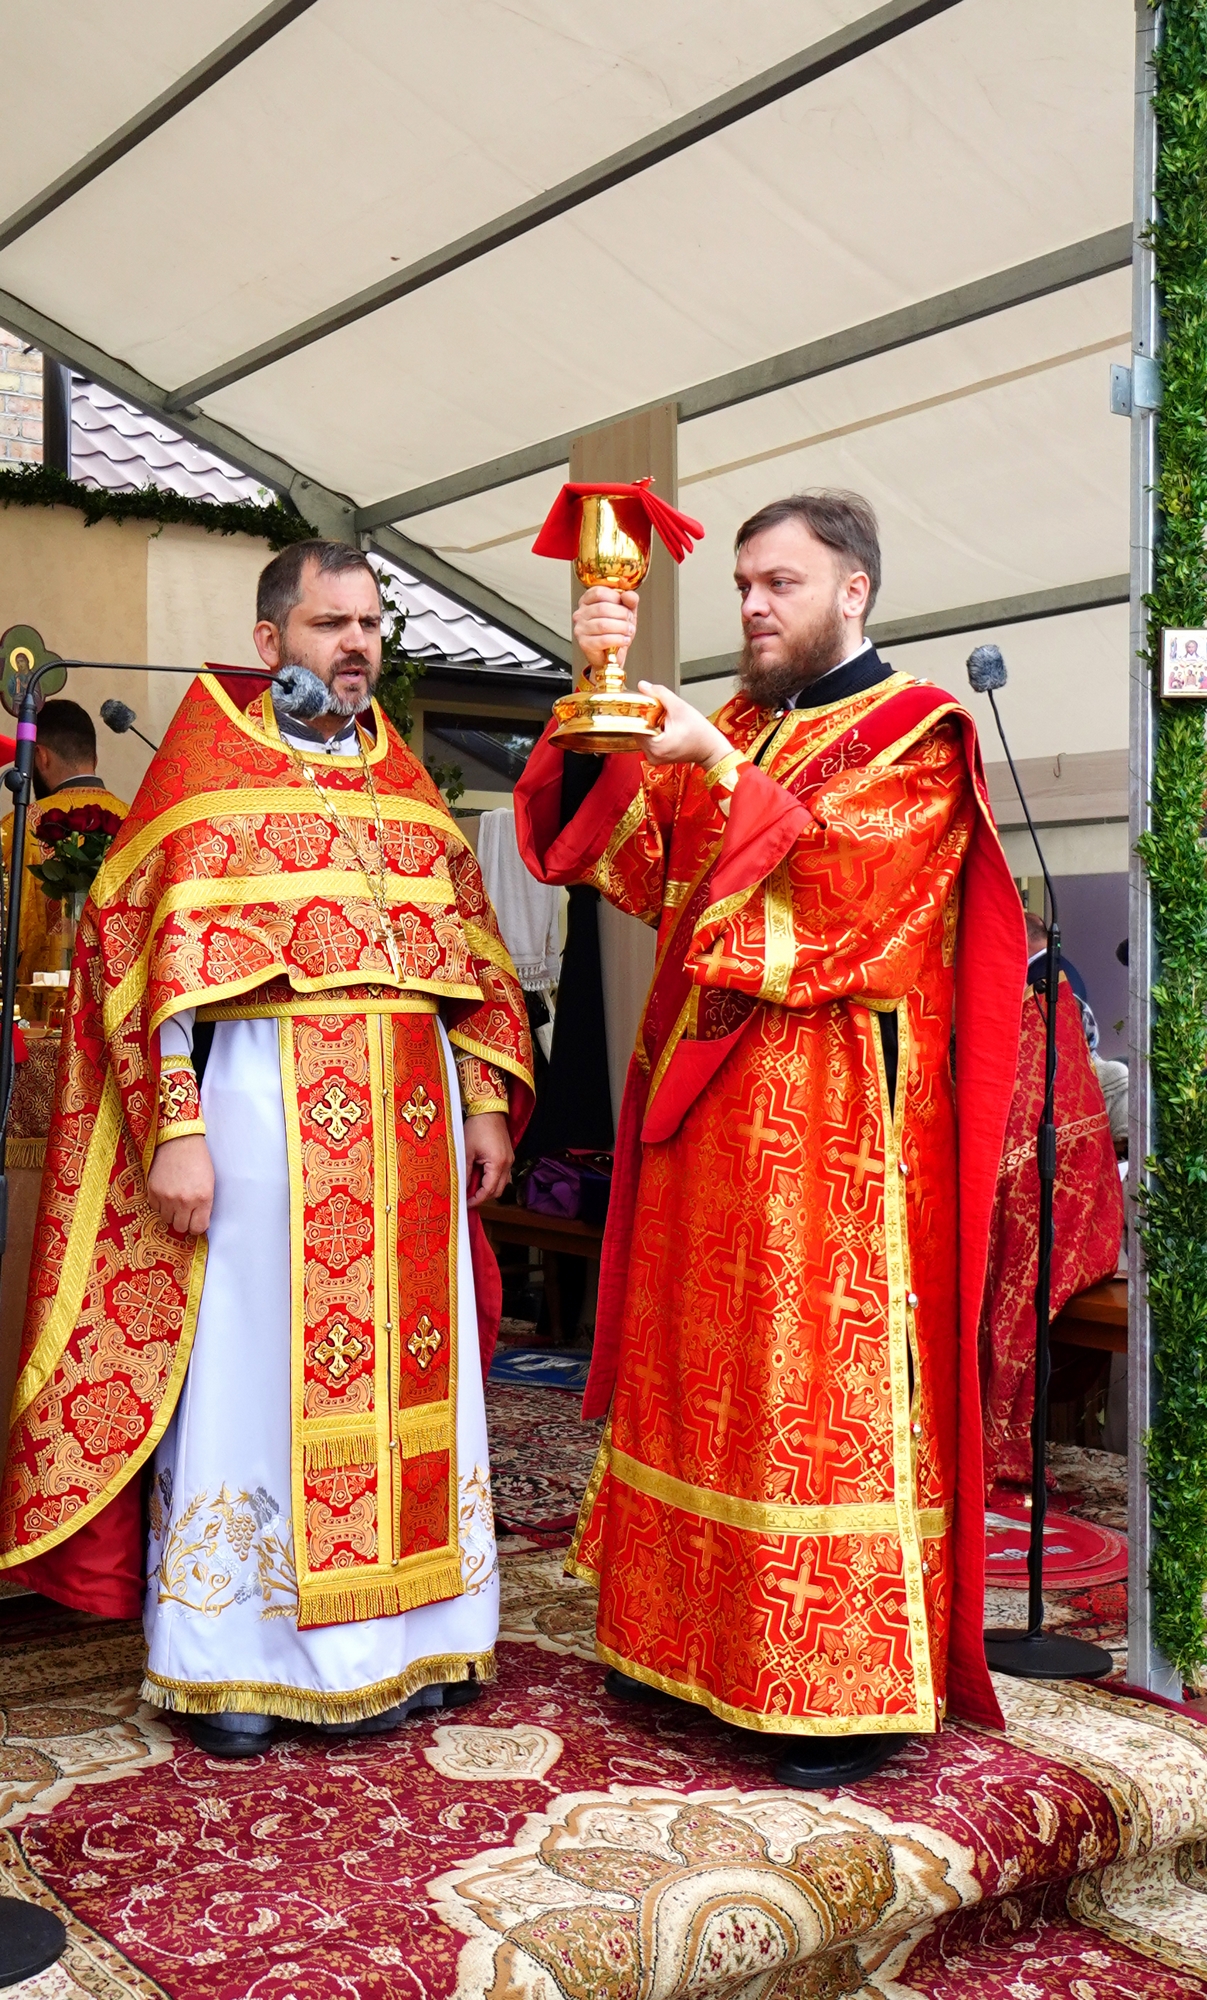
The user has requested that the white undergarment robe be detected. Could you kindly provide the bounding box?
[140,727,498,1722]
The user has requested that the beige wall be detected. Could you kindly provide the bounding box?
[0,505,271,805]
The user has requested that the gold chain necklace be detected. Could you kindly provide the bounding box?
[284,725,403,982]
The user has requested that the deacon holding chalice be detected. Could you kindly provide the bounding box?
[515,485,1025,1784]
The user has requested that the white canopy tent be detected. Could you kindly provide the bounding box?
[0,0,1160,1678]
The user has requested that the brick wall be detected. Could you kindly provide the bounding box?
[0,329,42,464]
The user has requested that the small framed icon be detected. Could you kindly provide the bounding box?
[1162,628,1207,696]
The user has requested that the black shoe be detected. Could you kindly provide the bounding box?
[774,1732,911,1790]
[189,1713,275,1759]
[604,1668,671,1704]
[319,1679,484,1736]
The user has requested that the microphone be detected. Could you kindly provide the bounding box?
[966,643,1007,693]
[271,663,330,720]
[100,699,159,755]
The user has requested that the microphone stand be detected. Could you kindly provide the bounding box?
[980,685,1113,1680]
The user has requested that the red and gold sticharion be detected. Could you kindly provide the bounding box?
[0,672,532,1627]
[517,673,1025,1735]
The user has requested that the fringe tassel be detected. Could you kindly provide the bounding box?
[297,1555,464,1630]
[302,1429,377,1474]
[396,1413,452,1460]
[7,1138,46,1171]
[141,1648,496,1725]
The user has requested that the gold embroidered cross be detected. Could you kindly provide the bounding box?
[313,1321,365,1382]
[311,1081,365,1144]
[796,1424,846,1469]
[632,1347,661,1399]
[689,1517,720,1582]
[703,935,746,983]
[408,1314,442,1371]
[721,1233,755,1309]
[703,1376,737,1448]
[777,1560,825,1628]
[819,1264,861,1330]
[401,1084,439,1142]
[840,1132,880,1193]
[736,1095,789,1165]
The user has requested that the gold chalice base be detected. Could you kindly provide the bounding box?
[551,688,664,756]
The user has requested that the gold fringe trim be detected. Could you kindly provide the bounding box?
[6,1137,46,1171]
[301,1430,376,1474]
[296,1553,464,1630]
[397,1411,453,1460]
[140,1647,496,1725]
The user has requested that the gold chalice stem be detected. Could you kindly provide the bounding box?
[600,647,625,695]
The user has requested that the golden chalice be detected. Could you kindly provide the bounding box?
[551,494,665,754]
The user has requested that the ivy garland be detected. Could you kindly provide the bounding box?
[0,460,312,549]
[1137,0,1207,1681]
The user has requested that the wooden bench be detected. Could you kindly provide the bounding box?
[1049,1276,1127,1354]
[476,1197,606,1345]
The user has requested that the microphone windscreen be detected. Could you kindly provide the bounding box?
[100,698,136,733]
[966,644,1007,692]
[271,664,329,720]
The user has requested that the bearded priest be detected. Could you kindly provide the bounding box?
[514,490,1024,1787]
[0,540,532,1756]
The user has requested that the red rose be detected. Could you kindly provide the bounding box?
[71,806,122,838]
[33,810,73,848]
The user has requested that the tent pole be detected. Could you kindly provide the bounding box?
[1127,0,1177,1698]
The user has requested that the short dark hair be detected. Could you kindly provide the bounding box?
[256,539,381,630]
[36,697,95,765]
[734,490,882,611]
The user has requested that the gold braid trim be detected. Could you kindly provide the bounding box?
[95,786,470,907]
[140,1648,495,1726]
[610,1447,949,1539]
[10,1072,123,1425]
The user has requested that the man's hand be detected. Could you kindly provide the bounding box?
[147,1133,215,1236]
[636,683,733,770]
[572,586,639,674]
[464,1112,513,1209]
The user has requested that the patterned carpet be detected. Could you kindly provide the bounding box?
[0,1408,1197,1996]
[485,1382,603,1543]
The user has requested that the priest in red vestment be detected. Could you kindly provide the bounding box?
[514,490,1025,1787]
[0,542,532,1755]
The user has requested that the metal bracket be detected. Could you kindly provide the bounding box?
[1113,355,1163,416]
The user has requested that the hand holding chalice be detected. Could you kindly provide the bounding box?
[531,480,704,755]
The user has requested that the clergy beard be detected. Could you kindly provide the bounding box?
[282,655,381,718]
[737,596,848,709]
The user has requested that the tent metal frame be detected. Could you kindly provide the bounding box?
[1127,0,1170,1698]
[162,0,966,412]
[357,229,1131,533]
[0,1,320,256]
